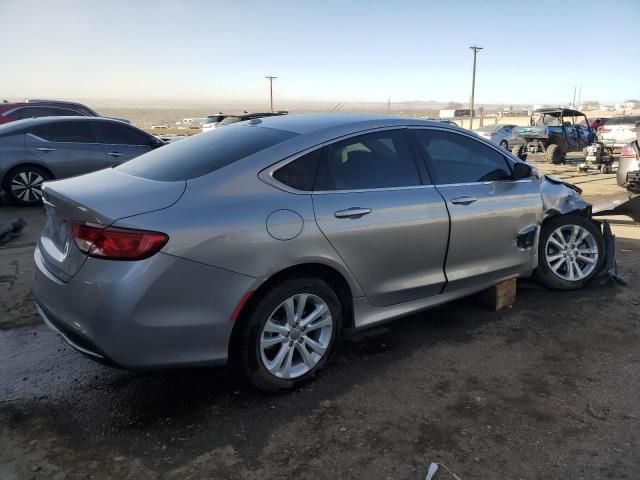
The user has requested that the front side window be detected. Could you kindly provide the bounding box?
[30,121,97,143]
[97,122,152,145]
[315,130,421,190]
[414,129,513,184]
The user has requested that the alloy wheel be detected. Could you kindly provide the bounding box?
[10,171,45,203]
[544,224,599,281]
[259,293,333,379]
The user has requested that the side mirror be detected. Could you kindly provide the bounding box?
[513,162,532,179]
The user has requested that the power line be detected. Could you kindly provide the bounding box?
[469,46,483,130]
[265,75,277,112]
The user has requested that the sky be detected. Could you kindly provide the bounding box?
[1,0,639,106]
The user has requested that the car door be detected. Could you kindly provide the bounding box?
[26,120,110,178]
[411,127,542,292]
[312,128,450,307]
[93,121,156,165]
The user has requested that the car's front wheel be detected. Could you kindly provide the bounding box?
[535,215,604,290]
[234,276,342,391]
[2,165,51,206]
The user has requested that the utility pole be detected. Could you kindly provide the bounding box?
[265,75,277,112]
[577,86,582,109]
[387,97,391,113]
[469,45,483,130]
[572,86,577,108]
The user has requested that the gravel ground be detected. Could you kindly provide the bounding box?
[1,158,638,479]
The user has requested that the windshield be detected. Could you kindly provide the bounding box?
[117,125,297,181]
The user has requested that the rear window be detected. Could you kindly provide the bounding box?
[117,125,297,181]
[607,116,640,126]
[219,116,244,126]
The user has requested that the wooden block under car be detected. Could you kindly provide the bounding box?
[478,278,517,311]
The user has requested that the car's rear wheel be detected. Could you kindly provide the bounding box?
[234,276,342,391]
[499,140,508,149]
[3,165,51,206]
[545,144,562,164]
[535,215,604,290]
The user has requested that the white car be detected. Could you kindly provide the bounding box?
[599,115,640,148]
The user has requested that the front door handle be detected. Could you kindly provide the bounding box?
[334,207,372,219]
[450,196,478,205]
[107,152,123,157]
[37,147,56,152]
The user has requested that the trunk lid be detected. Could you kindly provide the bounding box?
[38,168,185,282]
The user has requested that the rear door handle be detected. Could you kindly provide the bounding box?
[107,152,123,157]
[334,207,372,219]
[450,196,478,205]
[37,147,56,152]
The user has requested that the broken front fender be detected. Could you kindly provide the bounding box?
[537,173,591,218]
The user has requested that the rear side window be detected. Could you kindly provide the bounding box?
[414,129,512,184]
[117,125,298,181]
[97,122,152,145]
[273,149,321,191]
[315,130,421,190]
[30,121,97,143]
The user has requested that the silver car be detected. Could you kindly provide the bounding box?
[475,124,523,150]
[33,114,605,391]
[0,117,164,205]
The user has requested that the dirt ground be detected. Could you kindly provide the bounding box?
[1,155,638,479]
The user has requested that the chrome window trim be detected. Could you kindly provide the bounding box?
[26,132,100,146]
[435,179,534,188]
[259,125,427,194]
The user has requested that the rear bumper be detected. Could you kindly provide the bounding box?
[33,246,256,369]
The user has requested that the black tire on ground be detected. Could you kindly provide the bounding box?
[233,276,342,392]
[534,214,605,290]
[545,144,562,164]
[499,140,508,149]
[511,144,526,160]
[1,165,51,206]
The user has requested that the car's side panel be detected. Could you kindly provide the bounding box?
[313,187,449,306]
[435,179,542,291]
[25,133,109,178]
[112,165,366,300]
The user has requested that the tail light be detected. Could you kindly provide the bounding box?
[72,223,169,260]
[598,127,610,133]
[621,144,637,158]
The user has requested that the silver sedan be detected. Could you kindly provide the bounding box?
[33,114,605,391]
[475,123,524,150]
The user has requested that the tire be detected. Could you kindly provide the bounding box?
[233,276,342,392]
[534,215,605,290]
[545,144,562,164]
[511,144,526,160]
[499,140,508,149]
[2,165,51,206]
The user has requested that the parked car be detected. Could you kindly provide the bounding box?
[33,114,604,391]
[0,100,100,125]
[511,108,595,164]
[617,140,640,196]
[0,117,164,205]
[598,115,640,148]
[217,111,288,127]
[474,124,524,150]
[201,114,227,132]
